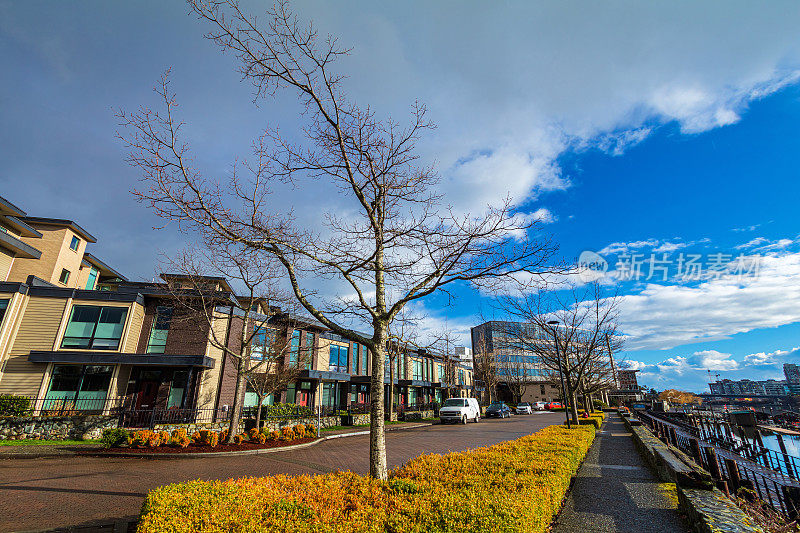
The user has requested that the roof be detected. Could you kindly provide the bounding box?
[0,230,42,259]
[160,273,233,293]
[83,253,128,281]
[20,217,97,242]
[0,195,27,217]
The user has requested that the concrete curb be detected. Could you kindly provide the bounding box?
[5,422,436,460]
[622,414,764,533]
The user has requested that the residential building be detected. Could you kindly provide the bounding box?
[0,272,471,424]
[784,364,800,394]
[708,378,790,396]
[617,369,639,392]
[0,195,125,289]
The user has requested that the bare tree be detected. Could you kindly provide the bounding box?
[472,331,499,405]
[500,283,623,424]
[386,310,423,421]
[245,320,309,430]
[160,243,296,443]
[118,0,557,478]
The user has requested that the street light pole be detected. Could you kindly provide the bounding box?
[548,320,571,429]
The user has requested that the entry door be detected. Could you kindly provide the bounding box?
[296,390,309,407]
[136,380,160,410]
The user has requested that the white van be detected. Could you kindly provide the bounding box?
[439,397,481,424]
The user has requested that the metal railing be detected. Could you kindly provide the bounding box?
[637,410,800,518]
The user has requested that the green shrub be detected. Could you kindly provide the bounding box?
[100,428,130,448]
[138,424,596,532]
[264,403,313,419]
[566,418,601,429]
[0,395,31,417]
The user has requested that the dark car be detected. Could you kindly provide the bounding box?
[485,402,512,418]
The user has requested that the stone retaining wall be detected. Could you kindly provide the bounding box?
[0,415,118,440]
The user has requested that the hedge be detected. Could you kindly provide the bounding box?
[0,395,31,417]
[138,424,595,532]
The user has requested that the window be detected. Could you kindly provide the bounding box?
[252,323,273,360]
[459,370,465,385]
[352,342,359,374]
[43,364,113,410]
[305,332,314,369]
[69,235,80,251]
[289,330,300,363]
[329,344,348,373]
[146,306,173,354]
[58,268,70,285]
[413,360,423,380]
[0,299,8,327]
[61,305,128,350]
[85,267,99,290]
[437,364,444,382]
[361,345,368,374]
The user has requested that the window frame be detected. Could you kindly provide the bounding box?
[60,304,129,351]
[69,235,81,251]
[58,268,71,285]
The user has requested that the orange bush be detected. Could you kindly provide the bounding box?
[294,424,306,438]
[256,433,267,444]
[269,430,281,441]
[280,426,295,441]
[233,434,245,445]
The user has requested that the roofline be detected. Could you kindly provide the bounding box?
[83,253,128,281]
[0,195,27,217]
[0,231,42,259]
[3,216,42,238]
[20,217,97,242]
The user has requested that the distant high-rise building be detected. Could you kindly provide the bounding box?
[617,370,639,391]
[784,364,800,394]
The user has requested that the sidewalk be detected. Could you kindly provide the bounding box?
[553,413,691,533]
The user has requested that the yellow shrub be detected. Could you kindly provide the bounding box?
[294,424,306,438]
[269,430,281,441]
[306,424,316,436]
[219,429,229,442]
[190,431,201,444]
[257,433,267,444]
[138,425,595,532]
[280,426,296,441]
[249,427,260,439]
[176,436,191,448]
[171,428,187,439]
[233,434,245,445]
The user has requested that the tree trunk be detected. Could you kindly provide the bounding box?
[369,328,388,480]
[565,377,578,424]
[255,395,264,430]
[388,357,396,422]
[227,354,248,443]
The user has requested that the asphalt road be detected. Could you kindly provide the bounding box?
[0,412,564,532]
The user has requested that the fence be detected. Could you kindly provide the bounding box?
[637,410,800,519]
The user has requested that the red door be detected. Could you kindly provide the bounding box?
[296,390,309,407]
[135,380,160,410]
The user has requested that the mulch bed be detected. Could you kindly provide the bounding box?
[101,437,316,454]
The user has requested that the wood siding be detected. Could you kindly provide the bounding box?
[10,297,67,354]
[123,303,145,353]
[0,247,14,282]
[0,355,46,395]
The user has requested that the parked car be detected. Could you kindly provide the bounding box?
[485,402,513,418]
[515,402,533,414]
[439,397,481,424]
[545,402,563,410]
[533,401,547,411]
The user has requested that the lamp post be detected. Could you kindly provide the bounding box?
[547,320,571,428]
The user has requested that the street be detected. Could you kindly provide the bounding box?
[0,412,564,532]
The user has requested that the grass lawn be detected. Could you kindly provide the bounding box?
[0,439,98,446]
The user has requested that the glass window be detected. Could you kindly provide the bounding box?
[69,235,80,251]
[61,305,128,350]
[0,299,9,326]
[305,332,314,369]
[58,268,70,285]
[43,364,112,410]
[146,306,173,354]
[329,344,348,373]
[362,345,368,374]
[289,330,300,363]
[252,324,273,360]
[85,267,98,290]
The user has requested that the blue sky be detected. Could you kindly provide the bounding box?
[2,1,800,392]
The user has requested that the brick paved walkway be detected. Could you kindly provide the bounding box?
[553,413,691,532]
[0,412,562,532]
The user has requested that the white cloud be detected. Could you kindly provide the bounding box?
[617,248,800,351]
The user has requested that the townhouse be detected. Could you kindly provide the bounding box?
[0,194,473,424]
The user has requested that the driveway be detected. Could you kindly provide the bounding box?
[0,412,564,532]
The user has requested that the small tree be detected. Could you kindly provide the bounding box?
[245,320,310,430]
[500,282,623,424]
[160,243,295,443]
[472,331,499,405]
[119,0,558,478]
